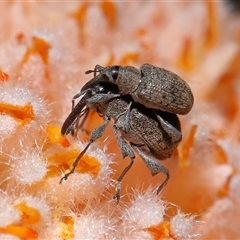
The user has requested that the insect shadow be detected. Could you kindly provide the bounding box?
[60,82,182,203]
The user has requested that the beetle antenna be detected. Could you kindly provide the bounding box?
[85,69,101,75]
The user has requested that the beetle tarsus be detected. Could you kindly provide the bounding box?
[113,182,121,204]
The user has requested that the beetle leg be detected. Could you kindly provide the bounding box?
[61,96,89,135]
[86,93,121,104]
[123,101,132,133]
[71,109,90,136]
[112,124,135,204]
[113,124,135,159]
[60,117,110,184]
[71,90,88,110]
[131,144,170,195]
[155,111,182,144]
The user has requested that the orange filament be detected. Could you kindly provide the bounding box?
[76,155,101,178]
[70,4,88,45]
[136,28,146,37]
[60,216,75,240]
[47,164,69,178]
[216,50,240,120]
[177,38,195,70]
[120,52,139,65]
[0,103,35,125]
[209,82,238,122]
[106,53,115,66]
[0,225,38,239]
[46,125,70,148]
[0,70,9,81]
[22,36,51,64]
[47,149,80,177]
[48,149,80,164]
[226,85,238,122]
[147,221,174,240]
[218,173,234,198]
[16,32,26,44]
[205,0,218,48]
[100,1,117,29]
[178,125,198,168]
[48,150,101,178]
[205,50,240,122]
[213,143,228,164]
[15,202,41,225]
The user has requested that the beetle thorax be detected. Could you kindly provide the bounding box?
[116,66,140,95]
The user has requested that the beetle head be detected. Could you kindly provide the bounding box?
[102,65,119,83]
[82,66,119,91]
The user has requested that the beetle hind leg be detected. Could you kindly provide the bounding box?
[112,125,136,204]
[131,144,170,195]
[155,111,182,144]
[113,157,134,204]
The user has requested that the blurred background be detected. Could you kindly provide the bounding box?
[0,1,240,239]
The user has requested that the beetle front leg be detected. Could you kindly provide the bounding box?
[71,109,90,137]
[71,90,89,110]
[86,93,121,104]
[60,117,110,184]
[131,144,170,194]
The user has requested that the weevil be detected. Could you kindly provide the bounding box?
[60,82,182,203]
[83,63,194,115]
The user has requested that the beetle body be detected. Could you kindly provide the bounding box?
[99,95,182,160]
[60,82,182,202]
[83,63,194,115]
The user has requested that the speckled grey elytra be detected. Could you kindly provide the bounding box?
[83,63,194,115]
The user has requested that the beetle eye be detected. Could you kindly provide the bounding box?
[111,66,119,81]
[95,85,105,93]
[99,86,105,93]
